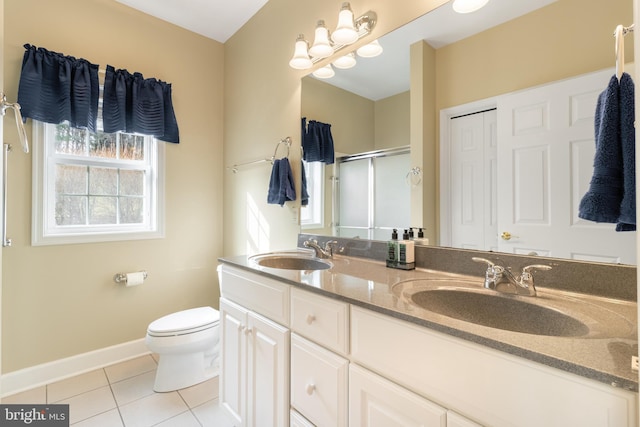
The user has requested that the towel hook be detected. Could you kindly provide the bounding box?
[614,24,634,80]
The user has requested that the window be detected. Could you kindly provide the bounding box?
[32,121,164,245]
[301,160,324,229]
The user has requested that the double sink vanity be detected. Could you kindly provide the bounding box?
[217,234,639,427]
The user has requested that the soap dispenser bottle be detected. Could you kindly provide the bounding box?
[397,229,415,270]
[414,228,430,245]
[386,229,399,268]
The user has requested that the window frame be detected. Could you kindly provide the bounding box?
[301,160,325,229]
[32,121,165,246]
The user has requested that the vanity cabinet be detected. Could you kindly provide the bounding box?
[219,265,291,427]
[350,305,637,427]
[219,263,637,427]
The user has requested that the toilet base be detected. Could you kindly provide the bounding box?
[153,351,219,392]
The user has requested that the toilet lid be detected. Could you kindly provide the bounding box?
[148,306,220,336]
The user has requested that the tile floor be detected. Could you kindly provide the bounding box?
[2,354,236,426]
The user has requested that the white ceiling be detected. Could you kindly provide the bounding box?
[115,0,269,43]
[114,0,557,99]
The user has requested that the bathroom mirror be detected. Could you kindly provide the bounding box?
[301,0,637,265]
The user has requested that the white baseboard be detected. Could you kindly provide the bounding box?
[1,338,150,398]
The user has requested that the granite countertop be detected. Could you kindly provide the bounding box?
[218,252,639,392]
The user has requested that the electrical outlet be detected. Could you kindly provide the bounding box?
[632,356,638,371]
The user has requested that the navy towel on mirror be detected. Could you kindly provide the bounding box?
[616,72,636,231]
[578,75,626,226]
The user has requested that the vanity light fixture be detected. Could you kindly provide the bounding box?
[289,34,313,70]
[356,39,383,58]
[288,4,377,70]
[452,0,490,14]
[312,64,336,79]
[333,52,357,69]
[309,20,334,58]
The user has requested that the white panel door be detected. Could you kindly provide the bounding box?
[220,298,248,426]
[247,310,290,427]
[497,68,636,263]
[450,109,497,251]
[349,363,447,427]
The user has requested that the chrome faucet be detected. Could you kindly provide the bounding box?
[472,257,552,297]
[304,239,338,259]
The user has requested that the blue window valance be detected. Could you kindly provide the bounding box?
[17,44,179,143]
[103,65,179,143]
[18,44,100,131]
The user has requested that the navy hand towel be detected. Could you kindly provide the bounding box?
[578,75,625,224]
[616,72,636,231]
[267,158,296,206]
[301,161,309,207]
[302,117,335,164]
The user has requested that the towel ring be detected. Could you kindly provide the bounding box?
[405,167,422,187]
[271,137,291,163]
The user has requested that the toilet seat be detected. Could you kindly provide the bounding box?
[147,306,220,337]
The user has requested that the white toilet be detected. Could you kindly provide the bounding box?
[145,306,220,392]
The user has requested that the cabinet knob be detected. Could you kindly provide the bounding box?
[244,327,253,335]
[306,314,316,325]
[305,383,316,395]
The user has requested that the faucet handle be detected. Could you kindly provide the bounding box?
[521,264,552,276]
[472,257,495,268]
[324,240,338,255]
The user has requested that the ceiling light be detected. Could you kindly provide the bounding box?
[333,53,356,69]
[309,20,334,58]
[289,34,313,70]
[452,0,490,14]
[312,64,335,79]
[332,2,359,45]
[356,39,383,58]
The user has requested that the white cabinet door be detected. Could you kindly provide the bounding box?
[349,363,447,427]
[220,297,248,426]
[220,297,290,427]
[247,310,290,427]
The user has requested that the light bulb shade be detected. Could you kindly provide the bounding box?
[356,39,383,58]
[309,20,334,58]
[289,34,313,70]
[332,2,358,45]
[332,52,356,69]
[452,0,490,13]
[312,64,335,79]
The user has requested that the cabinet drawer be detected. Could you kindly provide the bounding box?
[291,334,348,427]
[291,287,349,355]
[218,264,289,326]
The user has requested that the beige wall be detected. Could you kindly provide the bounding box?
[375,91,410,150]
[223,0,449,256]
[436,0,633,110]
[2,0,224,372]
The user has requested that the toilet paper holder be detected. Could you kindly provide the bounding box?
[113,271,148,284]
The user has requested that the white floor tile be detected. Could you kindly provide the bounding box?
[119,391,188,427]
[110,371,156,407]
[59,386,117,425]
[192,398,236,427]
[154,410,201,427]
[178,377,219,409]
[48,369,109,403]
[104,355,157,384]
[71,408,124,427]
[2,386,46,404]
